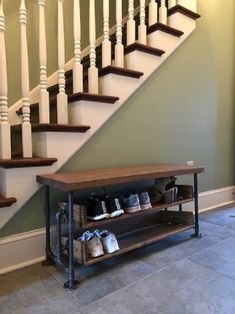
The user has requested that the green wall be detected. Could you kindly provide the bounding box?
[0,0,234,237]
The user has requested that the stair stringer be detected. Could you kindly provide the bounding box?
[0,13,197,229]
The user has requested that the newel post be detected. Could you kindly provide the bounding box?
[0,0,11,159]
[73,0,83,93]
[38,0,50,123]
[19,0,32,158]
[57,0,68,124]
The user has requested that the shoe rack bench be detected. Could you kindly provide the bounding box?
[37,163,204,290]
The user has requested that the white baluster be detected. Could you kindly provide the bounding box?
[159,0,167,25]
[148,0,158,27]
[0,0,11,159]
[138,0,146,44]
[127,0,135,46]
[57,0,68,124]
[88,0,98,94]
[19,0,32,158]
[168,0,177,9]
[115,0,124,67]
[73,0,83,93]
[102,0,111,68]
[38,0,49,123]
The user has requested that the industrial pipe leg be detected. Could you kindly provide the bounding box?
[42,185,54,266]
[63,191,80,290]
[192,173,202,238]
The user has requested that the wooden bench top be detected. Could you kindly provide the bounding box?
[37,164,205,191]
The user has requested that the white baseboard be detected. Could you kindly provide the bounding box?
[0,186,234,275]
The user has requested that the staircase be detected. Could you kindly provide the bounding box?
[0,0,200,229]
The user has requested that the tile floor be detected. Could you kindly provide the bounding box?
[1,205,235,314]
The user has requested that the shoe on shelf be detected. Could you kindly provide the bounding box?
[77,231,104,258]
[105,195,124,218]
[139,191,152,210]
[121,193,141,213]
[87,196,109,221]
[163,187,178,204]
[57,202,86,224]
[94,229,120,254]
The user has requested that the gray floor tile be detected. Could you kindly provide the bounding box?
[0,264,82,314]
[49,255,155,306]
[128,233,214,271]
[201,206,235,230]
[189,236,235,280]
[84,260,235,314]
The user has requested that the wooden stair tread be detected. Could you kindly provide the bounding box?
[16,93,119,116]
[168,5,201,20]
[99,66,144,78]
[147,22,184,37]
[12,123,91,133]
[68,92,119,104]
[0,157,57,168]
[125,43,165,56]
[0,195,17,208]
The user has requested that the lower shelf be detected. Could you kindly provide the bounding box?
[84,222,194,266]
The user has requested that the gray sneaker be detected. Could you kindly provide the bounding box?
[121,193,141,213]
[139,191,152,210]
[94,229,120,254]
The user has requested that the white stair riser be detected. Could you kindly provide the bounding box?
[100,74,142,102]
[177,0,197,12]
[125,51,162,74]
[69,100,117,126]
[32,132,89,158]
[168,13,196,34]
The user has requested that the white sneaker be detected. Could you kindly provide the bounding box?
[78,231,104,258]
[94,230,120,254]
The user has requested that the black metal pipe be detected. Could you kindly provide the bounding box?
[194,173,200,237]
[63,191,79,290]
[55,210,63,267]
[42,185,54,266]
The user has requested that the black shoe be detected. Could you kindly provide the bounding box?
[87,196,109,221]
[105,195,124,218]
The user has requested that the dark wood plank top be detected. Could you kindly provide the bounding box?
[0,195,17,208]
[37,164,205,191]
[125,43,165,57]
[168,5,201,20]
[147,22,184,37]
[0,157,57,168]
[99,66,144,78]
[12,123,91,133]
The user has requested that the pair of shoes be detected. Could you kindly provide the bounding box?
[163,187,178,204]
[121,191,152,213]
[58,202,86,224]
[78,230,119,258]
[87,195,124,221]
[149,177,177,203]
